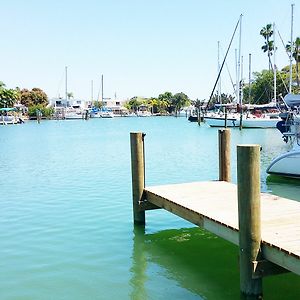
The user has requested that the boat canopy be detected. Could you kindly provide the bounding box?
[283,93,300,108]
[0,107,16,112]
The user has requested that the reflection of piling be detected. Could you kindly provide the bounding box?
[218,129,230,182]
[237,145,262,299]
[36,110,42,124]
[130,132,146,225]
[130,226,147,299]
[84,109,89,120]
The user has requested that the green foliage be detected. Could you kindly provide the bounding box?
[260,23,274,70]
[242,68,294,104]
[20,88,48,107]
[125,97,144,111]
[171,92,190,113]
[0,84,20,108]
[124,92,190,115]
[286,37,300,87]
[28,104,54,118]
[210,93,235,105]
[93,101,104,109]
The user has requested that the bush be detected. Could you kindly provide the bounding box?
[28,104,54,118]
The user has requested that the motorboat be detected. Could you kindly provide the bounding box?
[99,111,114,118]
[136,110,152,117]
[0,108,24,125]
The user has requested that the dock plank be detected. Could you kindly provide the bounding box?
[144,181,300,275]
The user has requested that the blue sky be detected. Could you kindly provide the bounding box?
[1,0,299,101]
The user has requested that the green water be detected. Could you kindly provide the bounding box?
[0,117,299,299]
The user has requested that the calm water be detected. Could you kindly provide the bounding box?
[0,117,300,300]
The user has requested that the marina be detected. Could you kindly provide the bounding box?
[2,1,300,299]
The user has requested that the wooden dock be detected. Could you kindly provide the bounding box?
[144,181,300,276]
[130,130,300,298]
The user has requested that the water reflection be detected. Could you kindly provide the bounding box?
[266,175,300,201]
[130,226,148,300]
[130,226,300,299]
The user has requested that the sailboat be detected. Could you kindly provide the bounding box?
[203,15,242,128]
[267,4,300,178]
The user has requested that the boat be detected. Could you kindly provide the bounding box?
[99,110,114,118]
[283,93,300,108]
[136,110,151,117]
[267,118,300,177]
[204,112,240,127]
[241,113,280,128]
[64,107,84,119]
[266,4,300,178]
[0,107,23,125]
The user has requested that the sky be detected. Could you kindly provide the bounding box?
[1,0,299,101]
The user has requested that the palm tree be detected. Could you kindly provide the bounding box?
[286,37,300,87]
[67,92,74,99]
[260,24,274,71]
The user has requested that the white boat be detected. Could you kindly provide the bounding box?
[241,114,280,128]
[267,142,300,178]
[64,108,84,119]
[204,112,240,127]
[267,114,300,178]
[136,110,152,117]
[99,111,114,118]
[0,115,19,125]
[0,108,23,125]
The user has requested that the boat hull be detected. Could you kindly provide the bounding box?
[267,150,300,178]
[204,116,240,127]
[242,118,279,128]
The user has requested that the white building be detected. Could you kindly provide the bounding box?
[48,98,91,109]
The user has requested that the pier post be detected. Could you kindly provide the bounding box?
[237,145,262,299]
[130,132,146,225]
[224,107,228,128]
[218,129,231,182]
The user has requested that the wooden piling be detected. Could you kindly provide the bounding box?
[130,132,146,225]
[237,144,262,299]
[218,129,231,182]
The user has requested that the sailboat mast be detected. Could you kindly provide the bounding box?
[249,53,252,103]
[289,4,295,93]
[235,49,238,100]
[91,80,94,106]
[217,41,221,104]
[101,74,104,106]
[65,66,68,106]
[273,23,277,102]
[238,14,242,105]
[240,55,244,104]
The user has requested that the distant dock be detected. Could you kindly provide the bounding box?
[130,130,300,299]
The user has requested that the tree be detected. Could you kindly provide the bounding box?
[67,92,74,99]
[286,37,300,87]
[242,69,289,104]
[260,24,274,71]
[171,92,190,115]
[158,91,173,112]
[20,88,48,107]
[0,85,20,108]
[124,97,143,112]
